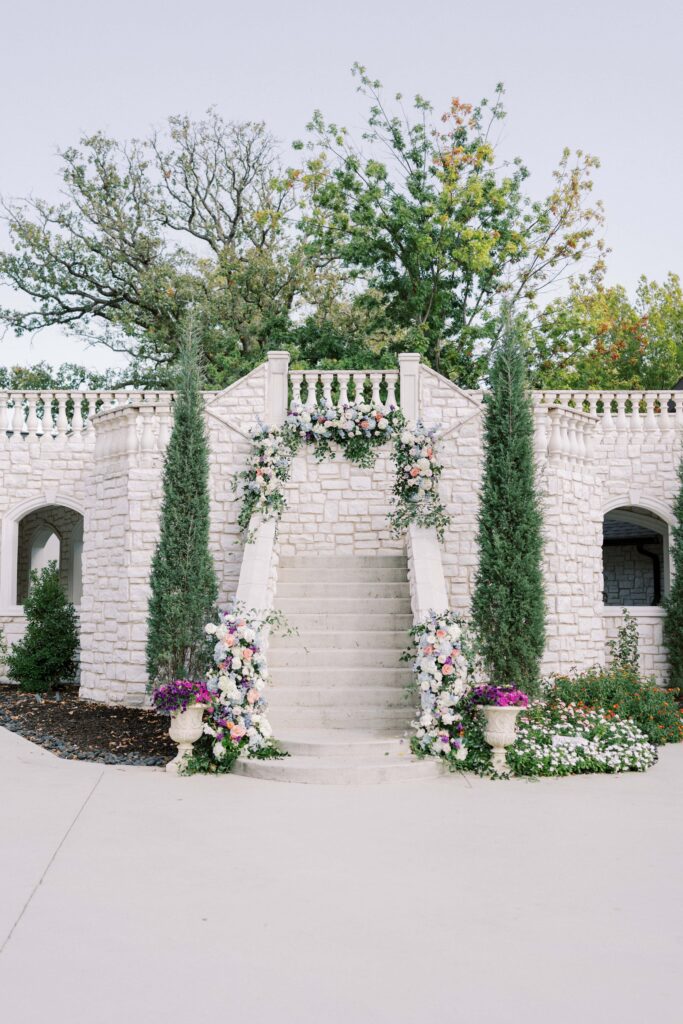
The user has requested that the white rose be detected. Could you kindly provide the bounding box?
[204,622,217,635]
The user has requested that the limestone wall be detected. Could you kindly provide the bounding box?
[2,358,681,700]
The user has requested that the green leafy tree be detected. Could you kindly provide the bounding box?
[664,456,683,692]
[0,112,317,385]
[299,64,604,386]
[7,562,79,692]
[146,321,218,686]
[528,272,683,389]
[471,316,545,693]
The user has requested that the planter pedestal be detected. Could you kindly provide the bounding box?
[166,705,205,774]
[481,705,523,775]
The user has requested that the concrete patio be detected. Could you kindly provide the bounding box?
[1,726,680,1024]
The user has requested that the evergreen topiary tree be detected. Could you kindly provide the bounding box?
[664,457,683,691]
[146,321,218,686]
[7,561,79,692]
[471,317,545,694]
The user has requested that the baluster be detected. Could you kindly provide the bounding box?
[644,393,658,432]
[156,394,173,449]
[534,406,548,457]
[370,372,382,408]
[567,418,579,459]
[337,372,350,408]
[56,393,68,436]
[0,392,7,434]
[303,372,318,409]
[583,420,595,460]
[547,408,563,459]
[675,391,683,431]
[385,374,398,410]
[320,372,334,409]
[25,395,39,436]
[71,394,84,433]
[629,393,642,432]
[587,393,598,418]
[577,419,589,460]
[600,392,615,431]
[661,393,675,437]
[615,393,628,432]
[139,405,156,452]
[125,411,138,455]
[290,373,303,408]
[11,395,24,434]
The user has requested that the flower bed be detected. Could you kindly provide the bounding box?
[508,700,658,776]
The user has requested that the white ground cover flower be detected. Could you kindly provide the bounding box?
[508,700,658,776]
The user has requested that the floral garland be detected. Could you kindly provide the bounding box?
[404,610,472,764]
[180,604,285,773]
[389,421,450,540]
[235,402,451,541]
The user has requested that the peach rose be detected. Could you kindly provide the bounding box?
[441,663,454,675]
[242,648,253,660]
[230,724,246,740]
[225,634,235,647]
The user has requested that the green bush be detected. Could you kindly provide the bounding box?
[7,562,79,693]
[549,667,682,746]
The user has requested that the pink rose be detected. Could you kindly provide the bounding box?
[242,648,253,661]
[224,634,235,647]
[441,663,454,675]
[247,688,258,704]
[230,724,246,740]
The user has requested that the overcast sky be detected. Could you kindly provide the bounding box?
[0,0,681,370]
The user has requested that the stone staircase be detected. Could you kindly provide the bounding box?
[232,555,445,784]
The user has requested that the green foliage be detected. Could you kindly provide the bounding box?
[549,667,682,746]
[471,316,545,694]
[146,321,218,686]
[7,562,79,692]
[607,610,640,673]
[527,273,683,390]
[665,455,683,692]
[1,69,604,388]
[300,65,604,386]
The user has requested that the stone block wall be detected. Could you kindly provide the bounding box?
[3,356,682,699]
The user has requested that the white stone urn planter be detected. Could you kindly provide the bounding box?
[166,704,205,774]
[481,705,523,775]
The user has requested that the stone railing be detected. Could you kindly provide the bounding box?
[289,368,400,411]
[93,398,174,459]
[0,389,159,439]
[533,389,683,435]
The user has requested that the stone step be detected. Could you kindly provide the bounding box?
[269,706,413,729]
[276,581,410,599]
[232,753,446,785]
[268,646,408,668]
[269,685,413,708]
[275,597,412,615]
[270,630,411,650]
[279,555,407,569]
[271,666,412,687]
[277,566,409,584]
[276,729,406,758]
[272,612,413,631]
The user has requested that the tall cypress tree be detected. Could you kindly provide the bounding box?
[146,322,218,686]
[471,318,545,694]
[664,459,683,690]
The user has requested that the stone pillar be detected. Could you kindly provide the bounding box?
[266,351,291,428]
[398,352,421,424]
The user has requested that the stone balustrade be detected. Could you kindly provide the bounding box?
[533,389,683,435]
[0,389,155,439]
[289,369,400,411]
[93,397,174,459]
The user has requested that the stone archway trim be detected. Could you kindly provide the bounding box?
[0,494,85,614]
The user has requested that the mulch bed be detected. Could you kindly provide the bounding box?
[0,683,174,766]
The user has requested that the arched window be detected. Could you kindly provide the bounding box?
[602,507,669,607]
[15,505,84,606]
